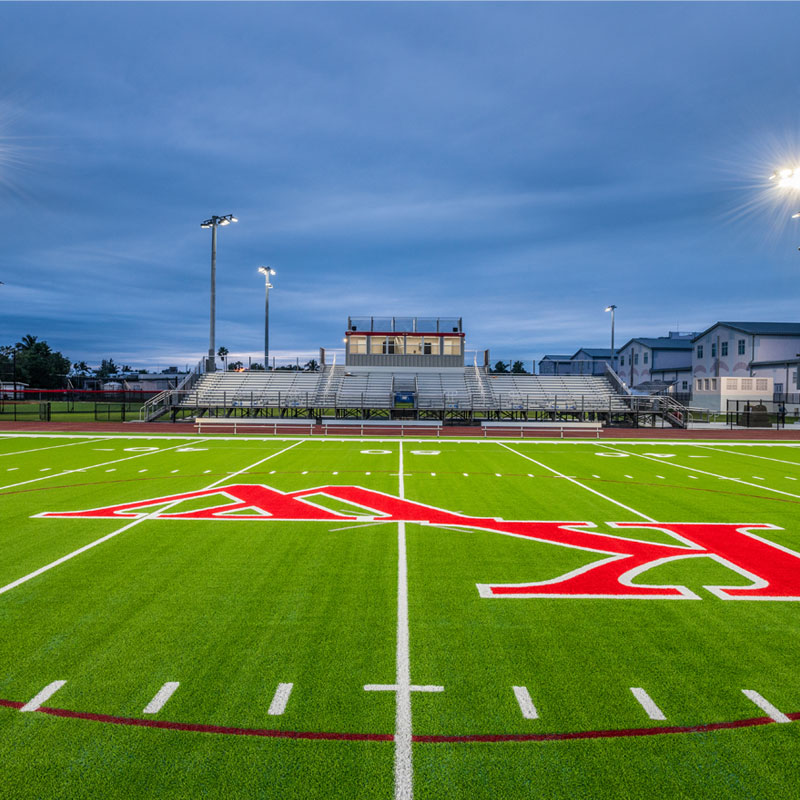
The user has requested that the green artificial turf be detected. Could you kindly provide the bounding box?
[0,434,799,799]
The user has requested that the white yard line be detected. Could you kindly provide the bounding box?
[741,690,791,723]
[512,686,539,720]
[596,444,800,501]
[0,440,303,598]
[267,682,294,716]
[394,439,413,800]
[20,680,67,712]
[697,443,800,469]
[497,443,656,522]
[630,687,666,720]
[0,439,203,492]
[143,682,180,714]
[0,438,107,458]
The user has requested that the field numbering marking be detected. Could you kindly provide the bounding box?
[267,683,294,716]
[143,682,180,714]
[512,686,538,720]
[630,687,666,720]
[20,681,66,712]
[741,690,791,723]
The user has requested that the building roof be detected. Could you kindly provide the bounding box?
[572,348,612,358]
[692,322,800,341]
[539,354,572,361]
[749,358,800,367]
[620,337,694,351]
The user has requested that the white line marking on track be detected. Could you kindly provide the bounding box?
[498,443,656,522]
[630,687,666,720]
[143,682,180,714]
[512,686,538,719]
[39,468,51,472]
[741,689,791,723]
[20,680,66,712]
[267,683,294,715]
[0,441,304,597]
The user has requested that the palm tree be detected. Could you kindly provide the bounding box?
[16,334,38,351]
[217,346,229,371]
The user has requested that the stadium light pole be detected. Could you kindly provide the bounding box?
[605,305,617,372]
[258,266,276,371]
[200,214,237,371]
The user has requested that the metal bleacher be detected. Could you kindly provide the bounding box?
[487,374,630,412]
[144,365,634,423]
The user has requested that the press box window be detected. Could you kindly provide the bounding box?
[349,336,367,354]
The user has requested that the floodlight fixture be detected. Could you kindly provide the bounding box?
[201,213,238,371]
[605,305,617,372]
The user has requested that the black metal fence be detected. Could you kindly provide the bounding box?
[726,399,798,429]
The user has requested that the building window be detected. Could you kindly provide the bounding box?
[726,378,737,390]
[349,336,367,354]
[370,336,384,355]
[405,336,422,355]
[620,355,625,366]
[443,337,461,356]
[711,378,717,390]
[711,342,717,358]
[697,345,704,358]
[682,380,688,391]
[634,353,639,365]
[794,370,798,388]
[704,379,710,390]
[383,338,396,355]
[721,341,728,357]
[741,378,753,391]
[756,378,768,392]
[643,352,649,365]
[738,339,746,356]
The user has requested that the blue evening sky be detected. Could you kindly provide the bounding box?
[1,1,800,370]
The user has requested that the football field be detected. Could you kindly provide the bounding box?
[1,433,799,799]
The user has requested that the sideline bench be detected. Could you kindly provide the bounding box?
[195,418,315,435]
[481,421,602,439]
[322,419,443,437]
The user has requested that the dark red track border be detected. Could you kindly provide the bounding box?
[2,698,796,743]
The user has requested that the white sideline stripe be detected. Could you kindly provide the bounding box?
[498,443,655,522]
[0,440,304,597]
[0,439,200,492]
[20,680,66,712]
[596,444,800,502]
[0,438,106,458]
[143,682,180,714]
[395,441,413,800]
[512,686,538,719]
[742,690,791,723]
[267,682,294,715]
[630,687,666,720]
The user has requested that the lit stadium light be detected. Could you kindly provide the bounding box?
[201,214,238,371]
[770,167,800,190]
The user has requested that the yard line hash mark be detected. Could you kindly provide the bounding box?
[267,683,294,716]
[630,688,666,720]
[20,681,66,712]
[143,682,180,714]
[512,686,538,720]
[742,690,791,723]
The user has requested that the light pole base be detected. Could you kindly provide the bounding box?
[205,356,216,373]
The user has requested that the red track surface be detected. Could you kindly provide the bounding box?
[1,420,799,439]
[1,697,796,743]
